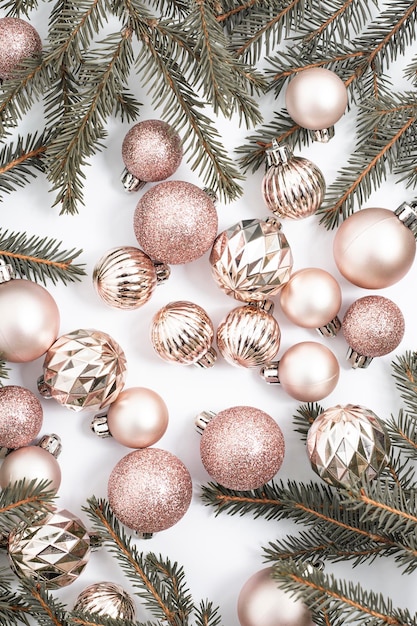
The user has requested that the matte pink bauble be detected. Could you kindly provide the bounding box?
[333,207,416,289]
[197,406,285,490]
[285,68,347,140]
[0,279,60,362]
[133,181,218,264]
[0,385,43,449]
[0,17,42,80]
[0,442,61,492]
[108,448,192,535]
[237,566,315,626]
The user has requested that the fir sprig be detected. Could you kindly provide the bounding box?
[0,0,39,16]
[0,228,85,285]
[0,573,31,626]
[0,360,9,385]
[0,479,55,535]
[0,132,47,199]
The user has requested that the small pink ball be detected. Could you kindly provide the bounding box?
[0,385,43,449]
[0,17,42,80]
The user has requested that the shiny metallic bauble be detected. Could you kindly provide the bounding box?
[333,206,416,289]
[237,566,315,626]
[0,17,42,80]
[0,385,43,449]
[93,246,169,310]
[216,303,281,368]
[210,217,293,302]
[197,406,285,491]
[306,404,391,487]
[151,300,217,368]
[0,279,60,363]
[7,509,91,589]
[262,142,325,219]
[74,581,136,620]
[108,447,193,534]
[38,328,127,411]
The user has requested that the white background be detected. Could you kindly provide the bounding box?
[1,3,417,624]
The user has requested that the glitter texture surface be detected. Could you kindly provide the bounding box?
[199,406,285,490]
[108,448,193,533]
[0,385,43,449]
[342,295,405,357]
[0,17,42,80]
[122,119,182,183]
[133,181,218,264]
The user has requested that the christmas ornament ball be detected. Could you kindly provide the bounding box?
[237,566,315,626]
[0,279,60,363]
[133,180,218,265]
[285,67,348,132]
[0,17,42,80]
[0,444,61,491]
[122,119,182,187]
[104,386,169,448]
[39,328,127,411]
[306,404,391,487]
[7,509,91,589]
[333,207,416,289]
[74,581,136,621]
[0,385,43,449]
[198,406,285,491]
[108,447,193,534]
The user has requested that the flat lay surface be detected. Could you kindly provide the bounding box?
[1,2,417,624]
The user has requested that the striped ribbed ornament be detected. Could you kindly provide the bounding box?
[262,140,326,219]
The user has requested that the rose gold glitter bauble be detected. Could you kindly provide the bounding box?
[279,268,342,336]
[216,303,281,368]
[151,300,217,368]
[93,246,170,310]
[0,279,60,363]
[262,141,325,219]
[38,328,127,411]
[306,404,391,487]
[92,386,169,448]
[285,68,347,141]
[108,448,193,534]
[198,406,285,490]
[8,509,91,589]
[0,444,61,492]
[133,181,218,265]
[122,119,182,187]
[0,385,43,449]
[210,217,293,302]
[237,566,315,626]
[74,581,136,621]
[261,342,340,402]
[0,17,42,81]
[342,296,405,368]
[333,206,416,289]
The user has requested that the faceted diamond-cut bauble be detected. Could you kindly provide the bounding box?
[39,329,127,411]
[209,218,293,302]
[306,404,391,487]
[7,509,91,589]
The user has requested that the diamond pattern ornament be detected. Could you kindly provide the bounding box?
[306,404,391,487]
[209,217,293,302]
[7,509,91,589]
[38,328,127,411]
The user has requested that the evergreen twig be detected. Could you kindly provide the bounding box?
[0,359,9,385]
[0,479,56,535]
[0,572,31,626]
[0,131,47,199]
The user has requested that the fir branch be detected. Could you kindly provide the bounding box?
[0,572,31,626]
[0,228,86,285]
[0,131,47,199]
[404,53,417,83]
[193,600,223,626]
[0,479,55,535]
[391,351,417,418]
[17,580,68,626]
[0,0,39,17]
[83,497,204,626]
[386,410,417,461]
[293,402,324,442]
[272,559,417,625]
[0,360,9,385]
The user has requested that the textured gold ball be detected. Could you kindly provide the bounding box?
[74,582,136,621]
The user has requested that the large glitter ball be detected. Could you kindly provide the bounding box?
[133,180,218,265]
[40,329,127,411]
[209,218,293,302]
[7,509,91,589]
[306,404,391,487]
[199,406,285,490]
[108,448,193,534]
[122,119,182,183]
[74,582,136,621]
[93,246,158,310]
[0,17,42,80]
[0,385,43,449]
